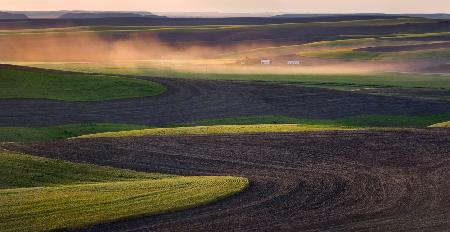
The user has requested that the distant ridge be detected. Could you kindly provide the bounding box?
[3,11,163,19]
[1,15,438,30]
[59,12,165,19]
[0,11,28,19]
[273,13,450,19]
[156,12,275,18]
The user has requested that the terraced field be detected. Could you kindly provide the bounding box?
[5,129,450,231]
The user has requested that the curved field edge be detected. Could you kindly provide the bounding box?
[0,18,431,36]
[3,113,450,142]
[0,149,171,188]
[0,66,167,101]
[75,124,357,139]
[0,123,152,142]
[223,37,450,59]
[429,121,450,128]
[74,113,450,139]
[25,62,450,91]
[0,150,249,232]
[1,177,249,232]
[180,113,450,128]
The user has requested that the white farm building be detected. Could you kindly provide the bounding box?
[287,60,301,65]
[260,59,272,65]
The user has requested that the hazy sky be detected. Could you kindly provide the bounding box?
[1,0,449,13]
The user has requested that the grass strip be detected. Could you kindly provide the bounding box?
[0,67,166,101]
[0,150,249,232]
[0,123,151,142]
[75,124,355,139]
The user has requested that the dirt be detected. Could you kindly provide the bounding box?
[353,87,450,101]
[5,129,450,231]
[2,74,450,127]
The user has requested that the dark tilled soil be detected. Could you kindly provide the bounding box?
[5,129,450,231]
[353,87,450,100]
[1,73,450,127]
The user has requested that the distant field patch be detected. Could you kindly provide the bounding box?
[429,121,450,128]
[24,62,450,91]
[294,38,450,61]
[0,66,166,101]
[181,113,450,128]
[0,18,431,36]
[76,124,355,139]
[0,150,248,232]
[0,123,151,142]
[223,37,445,60]
[0,150,170,188]
[301,47,450,61]
[5,113,449,142]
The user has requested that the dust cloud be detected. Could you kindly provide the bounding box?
[0,33,241,62]
[0,33,421,75]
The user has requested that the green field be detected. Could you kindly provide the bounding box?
[0,123,151,142]
[75,124,358,139]
[3,113,450,142]
[175,72,450,90]
[180,113,450,128]
[300,47,450,61]
[0,150,249,232]
[0,67,166,101]
[0,149,171,188]
[76,113,450,139]
[19,61,450,91]
[429,121,450,127]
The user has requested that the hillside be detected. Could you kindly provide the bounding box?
[0,12,28,19]
[59,12,164,19]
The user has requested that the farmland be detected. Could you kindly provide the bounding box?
[75,124,356,139]
[430,120,450,127]
[0,123,150,142]
[2,66,450,128]
[5,129,450,231]
[0,150,248,232]
[0,15,450,232]
[181,113,450,128]
[0,65,166,101]
[3,113,450,142]
[20,63,450,90]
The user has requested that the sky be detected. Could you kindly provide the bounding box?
[1,0,449,14]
